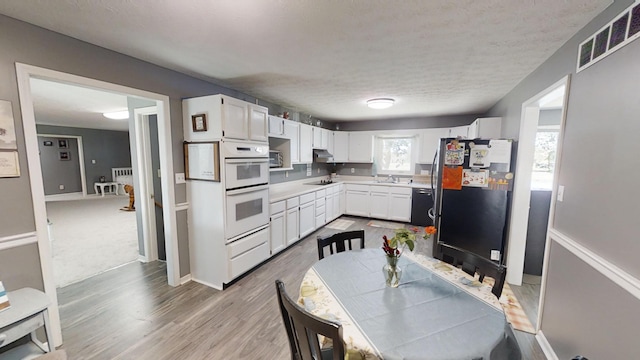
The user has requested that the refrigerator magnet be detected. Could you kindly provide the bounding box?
[444,142,465,165]
[470,145,490,168]
[442,166,463,190]
[462,169,488,187]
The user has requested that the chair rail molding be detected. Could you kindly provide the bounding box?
[549,227,640,300]
[0,232,38,251]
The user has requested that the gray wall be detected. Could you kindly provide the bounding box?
[37,125,131,194]
[485,0,639,358]
[38,136,82,195]
[335,114,478,131]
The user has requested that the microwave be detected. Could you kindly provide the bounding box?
[269,150,283,168]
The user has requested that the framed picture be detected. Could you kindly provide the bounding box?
[43,140,53,146]
[0,100,18,150]
[59,151,70,161]
[58,139,68,148]
[191,114,207,132]
[0,151,20,177]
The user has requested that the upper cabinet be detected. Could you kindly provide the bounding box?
[283,120,300,164]
[348,132,373,163]
[467,117,502,139]
[299,123,313,163]
[333,132,349,162]
[268,115,285,137]
[183,94,268,143]
[312,127,330,149]
[417,128,449,163]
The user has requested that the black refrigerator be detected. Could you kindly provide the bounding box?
[430,138,516,265]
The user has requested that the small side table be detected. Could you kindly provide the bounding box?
[94,182,119,196]
[0,288,52,354]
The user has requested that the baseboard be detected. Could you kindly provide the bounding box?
[536,331,558,360]
[138,255,150,263]
[190,277,222,290]
[180,274,192,285]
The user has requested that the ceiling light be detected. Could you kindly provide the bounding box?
[103,110,130,120]
[367,98,395,109]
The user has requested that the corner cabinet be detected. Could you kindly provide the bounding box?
[284,120,300,164]
[467,117,502,139]
[332,132,349,162]
[418,128,449,164]
[183,94,268,143]
[348,132,373,163]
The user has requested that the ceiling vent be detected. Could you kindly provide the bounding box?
[577,0,640,72]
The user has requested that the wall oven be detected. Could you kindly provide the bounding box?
[225,184,270,241]
[221,140,269,190]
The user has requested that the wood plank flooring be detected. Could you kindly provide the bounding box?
[55,216,546,359]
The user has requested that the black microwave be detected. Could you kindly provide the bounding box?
[269,151,283,168]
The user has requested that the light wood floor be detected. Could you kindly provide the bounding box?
[56,216,546,359]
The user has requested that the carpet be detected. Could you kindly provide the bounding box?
[47,196,139,288]
[325,219,355,230]
[366,220,405,229]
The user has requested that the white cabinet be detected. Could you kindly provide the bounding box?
[299,123,313,163]
[284,120,300,163]
[348,132,373,162]
[369,186,390,219]
[467,117,502,139]
[270,201,286,254]
[315,189,326,228]
[337,184,344,217]
[418,128,449,163]
[448,125,469,139]
[183,94,268,143]
[333,132,349,162]
[268,115,285,136]
[286,206,299,245]
[327,130,334,156]
[389,187,412,222]
[312,127,330,149]
[299,193,315,238]
[345,184,370,217]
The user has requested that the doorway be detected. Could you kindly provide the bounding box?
[506,76,569,331]
[15,63,179,347]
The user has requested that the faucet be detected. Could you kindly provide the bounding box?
[387,174,395,183]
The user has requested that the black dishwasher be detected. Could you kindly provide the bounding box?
[411,188,433,226]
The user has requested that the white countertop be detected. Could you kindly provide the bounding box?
[269,176,431,203]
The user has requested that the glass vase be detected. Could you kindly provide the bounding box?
[383,255,402,287]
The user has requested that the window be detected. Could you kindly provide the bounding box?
[531,129,559,190]
[373,136,416,175]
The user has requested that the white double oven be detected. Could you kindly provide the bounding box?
[221,140,270,242]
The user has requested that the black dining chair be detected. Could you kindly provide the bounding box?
[317,230,365,260]
[275,280,345,360]
[438,243,507,298]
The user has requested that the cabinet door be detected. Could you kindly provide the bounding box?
[339,185,346,215]
[286,207,299,245]
[348,132,373,162]
[321,129,329,149]
[312,127,323,149]
[249,104,268,142]
[474,117,502,138]
[389,194,412,222]
[299,201,315,238]
[327,131,334,156]
[325,193,335,222]
[449,125,469,139]
[299,123,313,163]
[221,97,249,140]
[270,211,286,254]
[268,115,284,136]
[284,120,300,163]
[333,132,349,162]
[370,188,389,219]
[418,128,448,163]
[346,190,370,217]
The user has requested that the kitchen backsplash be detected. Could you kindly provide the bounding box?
[270,162,434,184]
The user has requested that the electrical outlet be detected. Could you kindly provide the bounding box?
[59,184,64,190]
[175,173,186,184]
[557,185,565,202]
[91,159,96,164]
[317,168,320,174]
[157,169,162,178]
[351,168,355,174]
[285,171,289,178]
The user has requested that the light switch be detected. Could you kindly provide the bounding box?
[175,173,186,184]
[557,185,565,202]
[91,159,96,164]
[59,184,64,190]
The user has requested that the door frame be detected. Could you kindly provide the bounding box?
[16,63,180,347]
[506,75,570,330]
[134,106,159,263]
[37,133,87,197]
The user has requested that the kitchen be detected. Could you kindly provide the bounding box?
[0,1,638,359]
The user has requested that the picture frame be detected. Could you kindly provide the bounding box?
[0,151,20,178]
[191,114,207,132]
[59,151,70,161]
[58,139,69,148]
[43,140,53,146]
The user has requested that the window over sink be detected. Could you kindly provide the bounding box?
[373,135,417,175]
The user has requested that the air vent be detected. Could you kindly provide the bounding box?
[577,0,640,72]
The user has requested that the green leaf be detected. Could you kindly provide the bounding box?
[406,239,414,251]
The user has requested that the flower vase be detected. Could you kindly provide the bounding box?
[383,255,402,287]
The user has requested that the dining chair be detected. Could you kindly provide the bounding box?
[438,243,507,298]
[317,230,365,260]
[275,280,345,360]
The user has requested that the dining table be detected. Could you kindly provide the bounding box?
[298,248,521,360]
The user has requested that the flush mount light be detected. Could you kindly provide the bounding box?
[103,110,130,120]
[367,98,395,109]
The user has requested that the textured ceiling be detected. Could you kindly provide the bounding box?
[0,0,611,122]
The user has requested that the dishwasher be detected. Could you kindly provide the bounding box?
[411,187,433,226]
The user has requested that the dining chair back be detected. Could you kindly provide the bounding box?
[275,280,345,360]
[317,230,365,260]
[438,243,507,298]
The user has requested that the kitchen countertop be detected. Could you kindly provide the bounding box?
[269,176,431,203]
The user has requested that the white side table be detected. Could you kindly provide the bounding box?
[0,288,52,354]
[94,182,119,196]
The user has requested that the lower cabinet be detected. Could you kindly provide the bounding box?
[345,183,412,222]
[346,184,370,217]
[299,193,316,238]
[369,187,390,219]
[270,201,286,254]
[286,206,299,245]
[389,188,412,222]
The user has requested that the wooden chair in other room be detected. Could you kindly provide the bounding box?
[275,280,345,360]
[438,243,507,298]
[317,230,365,260]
